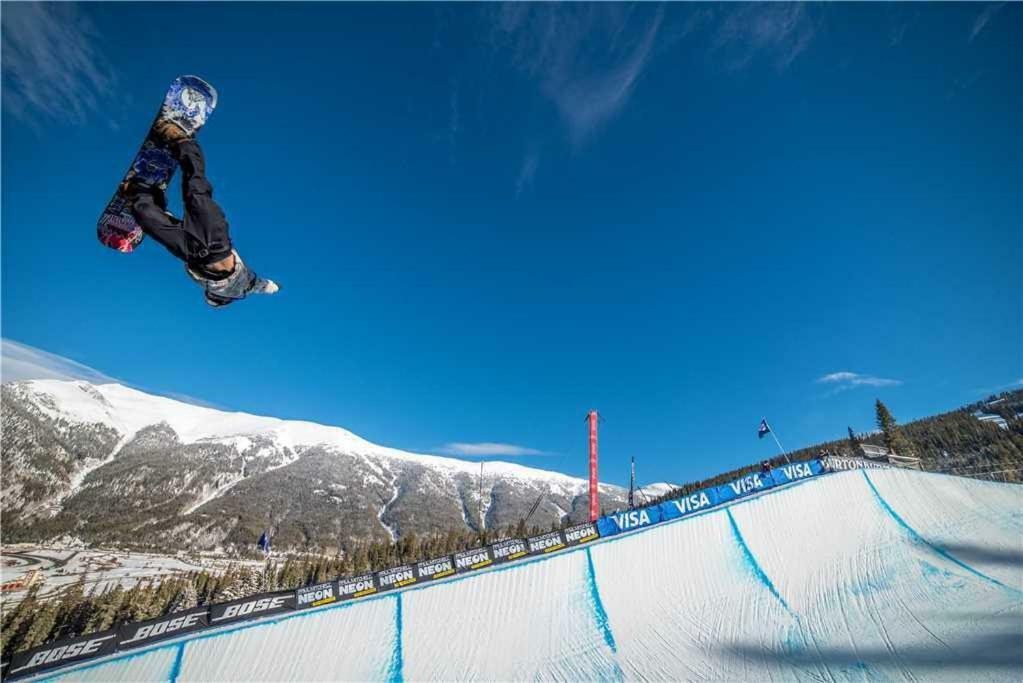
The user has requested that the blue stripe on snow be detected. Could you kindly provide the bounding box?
[168,643,185,683]
[726,508,792,613]
[862,470,1017,593]
[585,547,624,681]
[585,547,617,653]
[386,593,404,683]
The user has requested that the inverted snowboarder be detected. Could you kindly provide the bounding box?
[121,126,279,307]
[100,76,278,307]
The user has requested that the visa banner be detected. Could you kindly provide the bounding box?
[658,488,717,521]
[598,460,828,539]
[770,459,824,484]
[596,505,662,537]
[714,472,772,505]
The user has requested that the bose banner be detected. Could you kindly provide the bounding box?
[489,538,528,564]
[7,629,118,678]
[527,531,566,555]
[209,590,295,626]
[376,565,417,592]
[415,556,456,582]
[117,607,208,650]
[337,574,378,601]
[454,546,493,573]
[295,582,337,609]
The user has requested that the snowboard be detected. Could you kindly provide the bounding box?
[97,76,218,253]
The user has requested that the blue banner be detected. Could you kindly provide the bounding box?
[719,471,772,504]
[770,459,824,484]
[597,460,828,539]
[658,488,717,521]
[596,505,662,537]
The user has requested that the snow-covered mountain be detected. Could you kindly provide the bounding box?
[1,380,644,553]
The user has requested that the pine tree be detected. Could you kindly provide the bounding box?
[51,576,88,641]
[514,518,527,538]
[167,582,199,614]
[195,572,220,605]
[18,599,61,651]
[847,426,861,456]
[84,585,124,634]
[350,546,370,576]
[258,561,278,593]
[146,579,180,619]
[115,581,155,625]
[212,567,243,602]
[219,566,259,601]
[876,399,914,457]
[1,586,40,653]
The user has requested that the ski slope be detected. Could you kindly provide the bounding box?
[36,469,1023,682]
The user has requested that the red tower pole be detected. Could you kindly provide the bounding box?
[588,410,599,522]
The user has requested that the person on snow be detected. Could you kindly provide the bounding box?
[121,120,279,307]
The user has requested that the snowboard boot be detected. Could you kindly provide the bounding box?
[152,118,191,147]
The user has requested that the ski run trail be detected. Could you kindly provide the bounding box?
[31,468,1023,682]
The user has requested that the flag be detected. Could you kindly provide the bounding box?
[758,419,771,439]
[258,531,271,557]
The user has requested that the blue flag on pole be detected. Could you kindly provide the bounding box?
[258,531,270,557]
[758,419,771,439]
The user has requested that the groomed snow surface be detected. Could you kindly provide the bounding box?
[38,469,1023,682]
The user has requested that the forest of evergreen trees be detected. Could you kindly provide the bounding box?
[643,390,1023,506]
[0,523,562,657]
[3,390,1020,659]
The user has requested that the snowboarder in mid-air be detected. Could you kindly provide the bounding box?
[99,76,277,308]
[121,121,279,307]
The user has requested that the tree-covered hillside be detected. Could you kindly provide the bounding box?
[648,389,1023,508]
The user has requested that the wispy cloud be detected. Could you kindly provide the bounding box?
[1,3,116,127]
[970,3,1006,43]
[491,4,664,148]
[817,371,902,392]
[514,150,539,197]
[1,338,221,409]
[447,78,460,161]
[438,442,550,457]
[885,7,919,48]
[975,378,1023,395]
[710,4,822,72]
[2,338,121,385]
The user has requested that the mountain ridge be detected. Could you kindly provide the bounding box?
[1,380,639,554]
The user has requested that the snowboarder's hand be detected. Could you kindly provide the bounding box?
[249,277,279,296]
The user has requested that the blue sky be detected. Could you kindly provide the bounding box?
[2,3,1020,488]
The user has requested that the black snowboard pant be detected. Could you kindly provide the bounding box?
[130,139,233,267]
